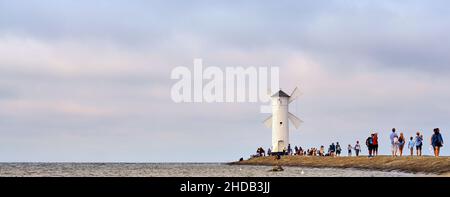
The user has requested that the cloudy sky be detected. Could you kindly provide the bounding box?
[0,0,449,162]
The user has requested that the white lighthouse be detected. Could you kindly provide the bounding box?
[263,87,302,153]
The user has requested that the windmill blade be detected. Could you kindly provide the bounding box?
[288,87,302,103]
[288,112,303,129]
[263,115,272,128]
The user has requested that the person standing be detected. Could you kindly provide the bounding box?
[373,133,379,156]
[415,132,423,156]
[390,128,399,157]
[431,128,444,157]
[408,136,415,156]
[398,133,406,156]
[329,143,336,157]
[319,146,325,156]
[354,141,361,156]
[336,142,342,157]
[347,144,352,156]
[366,134,374,157]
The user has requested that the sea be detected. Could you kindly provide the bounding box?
[0,163,434,177]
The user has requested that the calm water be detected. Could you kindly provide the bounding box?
[0,163,433,177]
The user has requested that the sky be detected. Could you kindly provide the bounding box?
[0,0,449,162]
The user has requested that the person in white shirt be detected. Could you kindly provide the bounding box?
[390,128,399,157]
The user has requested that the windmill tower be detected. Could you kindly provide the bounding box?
[263,87,302,153]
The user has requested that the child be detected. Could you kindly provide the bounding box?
[408,137,415,156]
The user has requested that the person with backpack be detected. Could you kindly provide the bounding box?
[431,128,444,157]
[390,128,399,157]
[354,141,361,156]
[415,132,423,156]
[366,134,374,157]
[329,143,336,157]
[372,133,379,156]
[408,136,415,156]
[398,133,406,156]
[335,142,342,156]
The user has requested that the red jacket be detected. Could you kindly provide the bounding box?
[373,135,378,145]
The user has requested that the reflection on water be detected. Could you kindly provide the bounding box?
[0,163,432,177]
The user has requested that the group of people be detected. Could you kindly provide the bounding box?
[347,141,362,156]
[327,142,342,156]
[389,128,444,157]
[362,128,444,158]
[253,128,444,158]
[253,147,266,157]
[267,142,349,157]
[365,133,379,157]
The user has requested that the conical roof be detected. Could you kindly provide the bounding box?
[271,90,290,97]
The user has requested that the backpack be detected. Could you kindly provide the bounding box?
[366,137,373,146]
[416,136,423,146]
[393,136,399,144]
[434,134,443,147]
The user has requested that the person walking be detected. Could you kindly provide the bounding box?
[347,144,352,156]
[390,128,399,157]
[408,136,415,156]
[398,133,406,156]
[431,128,444,157]
[415,132,423,156]
[354,141,361,157]
[366,134,374,157]
[336,142,342,157]
[373,133,379,156]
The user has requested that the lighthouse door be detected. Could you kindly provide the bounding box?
[277,140,285,152]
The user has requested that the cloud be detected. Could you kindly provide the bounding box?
[0,99,114,117]
[0,34,170,76]
[0,0,449,161]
